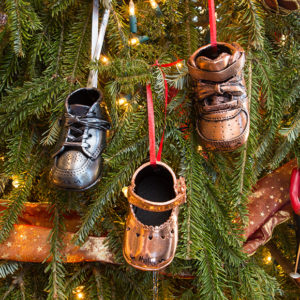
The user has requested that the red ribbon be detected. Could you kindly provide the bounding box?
[146,59,183,165]
[208,0,217,47]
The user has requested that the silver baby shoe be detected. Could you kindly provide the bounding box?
[49,88,110,191]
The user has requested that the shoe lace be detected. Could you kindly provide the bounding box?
[63,113,110,148]
[197,76,246,112]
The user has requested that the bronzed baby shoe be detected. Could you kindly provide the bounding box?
[123,161,186,271]
[188,42,249,151]
[49,88,110,191]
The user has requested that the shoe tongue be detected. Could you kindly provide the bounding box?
[196,52,231,72]
[69,104,90,116]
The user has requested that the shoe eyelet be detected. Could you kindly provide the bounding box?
[148,236,153,240]
[126,227,130,231]
[161,235,165,239]
[88,134,92,138]
[170,229,174,234]
[136,233,140,237]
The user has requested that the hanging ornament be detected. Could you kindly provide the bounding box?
[129,0,137,33]
[243,160,296,255]
[187,0,249,151]
[49,0,111,191]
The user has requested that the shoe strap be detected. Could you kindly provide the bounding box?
[188,52,245,82]
[127,177,186,212]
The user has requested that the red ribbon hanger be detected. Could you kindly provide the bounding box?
[208,0,217,48]
[146,59,183,165]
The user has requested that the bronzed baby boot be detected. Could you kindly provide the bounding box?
[188,42,249,151]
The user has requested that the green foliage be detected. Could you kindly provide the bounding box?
[0,0,299,299]
[0,261,20,278]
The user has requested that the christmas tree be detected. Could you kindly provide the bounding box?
[0,0,299,299]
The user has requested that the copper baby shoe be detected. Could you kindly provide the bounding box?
[123,162,186,271]
[188,42,249,151]
[49,88,110,191]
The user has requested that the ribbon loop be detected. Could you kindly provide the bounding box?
[146,59,183,164]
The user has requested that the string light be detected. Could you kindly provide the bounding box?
[76,292,84,299]
[73,286,85,299]
[129,37,139,45]
[129,0,137,33]
[176,62,183,69]
[117,97,128,106]
[129,36,149,46]
[149,0,162,17]
[12,176,20,188]
[100,55,109,64]
[117,95,131,107]
[149,0,158,8]
[129,0,135,16]
[264,255,272,264]
[122,186,128,198]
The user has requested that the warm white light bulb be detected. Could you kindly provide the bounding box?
[122,186,128,198]
[176,62,183,68]
[76,292,84,299]
[149,0,158,9]
[118,98,127,106]
[267,256,272,262]
[129,0,135,15]
[100,55,109,64]
[12,176,20,188]
[129,37,139,45]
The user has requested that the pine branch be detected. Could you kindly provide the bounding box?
[5,0,41,56]
[0,261,20,278]
[45,202,66,300]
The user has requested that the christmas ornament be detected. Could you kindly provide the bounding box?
[123,161,186,271]
[243,159,296,255]
[49,88,110,191]
[290,167,300,215]
[0,202,113,263]
[123,69,186,271]
[262,0,300,14]
[188,42,249,151]
[0,224,113,263]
